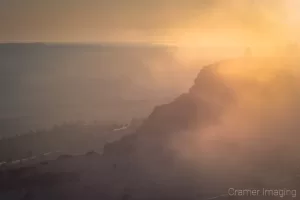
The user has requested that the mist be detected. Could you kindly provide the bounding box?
[1,1,300,199]
[1,0,299,45]
[155,57,300,196]
[0,44,205,136]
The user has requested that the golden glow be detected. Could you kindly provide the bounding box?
[286,0,300,24]
[0,0,299,45]
[169,0,300,62]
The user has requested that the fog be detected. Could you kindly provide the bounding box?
[0,44,205,137]
[1,1,300,199]
[153,57,300,195]
[1,0,299,45]
[1,48,300,199]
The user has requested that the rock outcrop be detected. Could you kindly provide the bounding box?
[104,63,236,158]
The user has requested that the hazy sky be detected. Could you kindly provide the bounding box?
[0,0,299,44]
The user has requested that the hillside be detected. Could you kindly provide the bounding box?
[2,57,300,200]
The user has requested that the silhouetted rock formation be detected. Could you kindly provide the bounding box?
[104,64,235,157]
[3,57,300,200]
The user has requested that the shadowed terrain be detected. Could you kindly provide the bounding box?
[2,56,300,199]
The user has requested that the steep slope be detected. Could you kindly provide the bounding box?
[103,56,300,186]
[103,62,236,162]
[3,57,300,200]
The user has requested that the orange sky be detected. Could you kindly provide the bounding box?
[0,0,299,45]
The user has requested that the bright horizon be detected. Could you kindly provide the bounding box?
[0,0,299,46]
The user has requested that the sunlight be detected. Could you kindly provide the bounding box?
[285,0,300,40]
